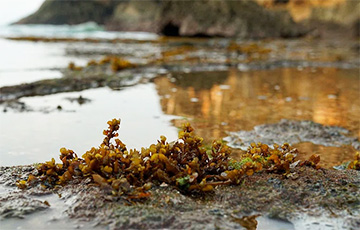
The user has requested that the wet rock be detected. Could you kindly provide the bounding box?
[291,213,360,230]
[354,19,360,38]
[225,119,360,150]
[0,194,49,219]
[1,101,32,112]
[110,0,305,39]
[257,0,360,39]
[65,95,91,105]
[15,1,117,25]
[267,178,283,190]
[0,166,359,229]
[0,73,139,103]
[0,166,37,186]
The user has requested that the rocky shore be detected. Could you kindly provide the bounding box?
[1,2,359,228]
[1,37,359,105]
[1,165,359,229]
[0,117,359,229]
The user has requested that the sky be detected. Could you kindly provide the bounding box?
[0,0,45,25]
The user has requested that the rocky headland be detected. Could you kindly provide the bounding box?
[15,0,360,38]
[15,0,304,38]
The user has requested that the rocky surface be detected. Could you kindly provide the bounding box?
[15,0,118,25]
[16,0,360,39]
[0,194,49,219]
[225,119,360,151]
[0,165,359,229]
[1,37,359,106]
[0,70,137,103]
[16,0,305,38]
[256,0,360,38]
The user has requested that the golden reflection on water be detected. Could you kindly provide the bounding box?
[154,67,360,167]
[293,142,357,168]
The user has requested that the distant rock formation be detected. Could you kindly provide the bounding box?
[16,0,118,25]
[256,0,360,38]
[16,0,305,38]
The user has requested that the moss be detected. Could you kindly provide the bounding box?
[229,158,253,170]
[176,176,190,189]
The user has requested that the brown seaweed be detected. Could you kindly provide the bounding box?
[347,152,360,170]
[16,119,334,199]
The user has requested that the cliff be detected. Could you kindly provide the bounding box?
[15,0,305,38]
[16,0,118,25]
[256,0,360,37]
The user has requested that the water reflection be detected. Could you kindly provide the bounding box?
[293,142,358,168]
[154,67,359,166]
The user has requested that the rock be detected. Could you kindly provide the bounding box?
[225,119,360,150]
[256,0,360,38]
[15,0,118,25]
[15,0,305,39]
[1,164,359,229]
[354,19,360,38]
[0,194,49,219]
[108,0,305,38]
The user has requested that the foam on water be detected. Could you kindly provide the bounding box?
[0,22,159,40]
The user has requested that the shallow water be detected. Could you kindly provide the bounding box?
[154,68,360,167]
[0,185,102,230]
[1,67,358,167]
[0,27,359,230]
[0,25,359,166]
[0,182,294,230]
[0,24,159,87]
[0,38,87,87]
[0,85,178,166]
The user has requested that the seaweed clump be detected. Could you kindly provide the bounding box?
[16,119,323,198]
[17,119,234,195]
[229,142,300,176]
[68,62,83,71]
[347,152,360,170]
[227,42,272,61]
[81,56,135,72]
[110,57,135,72]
